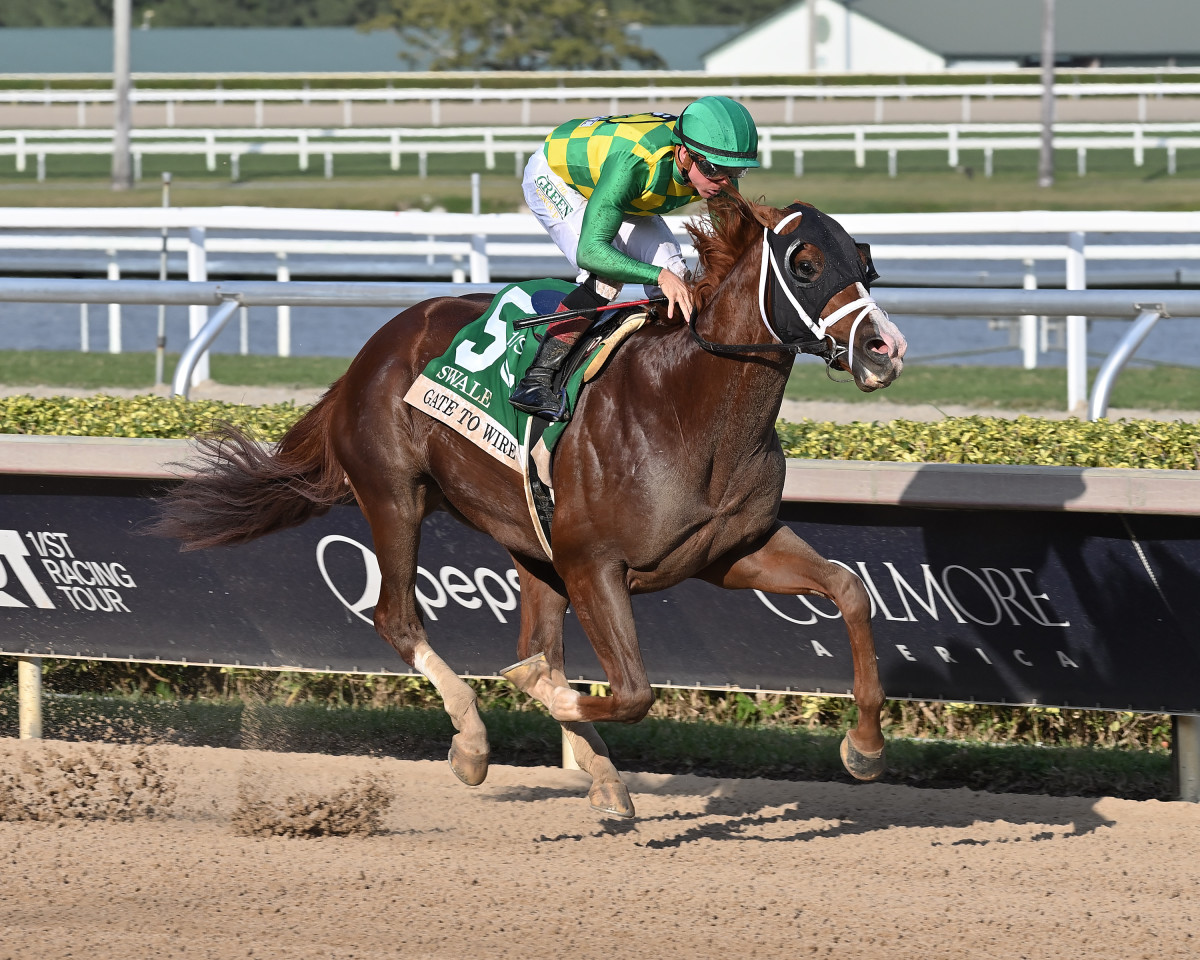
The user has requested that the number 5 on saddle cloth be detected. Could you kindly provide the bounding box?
[402,279,650,557]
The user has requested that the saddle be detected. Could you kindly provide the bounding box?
[403,279,649,558]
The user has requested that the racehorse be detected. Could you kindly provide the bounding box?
[152,191,908,819]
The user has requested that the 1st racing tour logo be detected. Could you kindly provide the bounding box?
[0,529,138,613]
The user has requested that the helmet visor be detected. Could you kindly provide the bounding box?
[691,152,748,182]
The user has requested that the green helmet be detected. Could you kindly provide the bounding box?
[672,95,760,169]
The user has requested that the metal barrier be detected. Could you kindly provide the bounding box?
[1,277,1197,414]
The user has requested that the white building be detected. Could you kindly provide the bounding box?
[703,0,1200,75]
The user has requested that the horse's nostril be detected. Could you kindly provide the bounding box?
[867,338,889,356]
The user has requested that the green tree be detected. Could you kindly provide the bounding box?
[362,0,663,71]
[0,0,111,27]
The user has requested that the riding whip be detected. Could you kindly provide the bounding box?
[511,296,667,330]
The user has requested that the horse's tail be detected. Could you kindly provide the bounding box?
[150,379,351,551]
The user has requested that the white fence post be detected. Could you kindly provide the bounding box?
[1066,231,1088,416]
[79,303,89,352]
[276,253,291,358]
[187,226,210,384]
[1020,259,1038,370]
[469,233,490,283]
[106,250,122,354]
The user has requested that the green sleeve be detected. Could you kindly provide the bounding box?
[575,152,665,287]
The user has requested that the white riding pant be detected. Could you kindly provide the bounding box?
[521,150,689,300]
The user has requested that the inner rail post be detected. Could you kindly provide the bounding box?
[1176,715,1200,802]
[1087,306,1162,421]
[18,656,43,739]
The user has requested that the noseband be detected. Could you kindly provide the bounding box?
[688,204,883,375]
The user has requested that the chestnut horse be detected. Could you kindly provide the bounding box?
[154,192,907,819]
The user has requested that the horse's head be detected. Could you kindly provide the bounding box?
[762,202,907,391]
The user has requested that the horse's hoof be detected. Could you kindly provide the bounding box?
[448,743,489,787]
[589,779,635,819]
[500,651,549,695]
[840,734,885,782]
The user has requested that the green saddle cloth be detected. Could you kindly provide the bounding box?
[403,279,591,474]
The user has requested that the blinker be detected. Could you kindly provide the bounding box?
[761,203,880,347]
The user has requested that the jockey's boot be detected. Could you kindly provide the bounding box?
[509,277,614,422]
[508,334,576,421]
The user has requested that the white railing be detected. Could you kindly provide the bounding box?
[3,122,1196,180]
[5,81,1200,105]
[2,207,1199,410]
[3,79,1200,126]
[0,277,1196,418]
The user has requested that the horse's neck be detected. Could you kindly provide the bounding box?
[683,245,791,445]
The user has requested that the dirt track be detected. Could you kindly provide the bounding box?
[1,739,1197,959]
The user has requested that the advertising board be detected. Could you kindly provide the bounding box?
[2,474,1198,713]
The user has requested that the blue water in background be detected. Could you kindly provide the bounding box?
[3,302,1197,372]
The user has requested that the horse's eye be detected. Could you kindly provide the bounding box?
[788,243,823,285]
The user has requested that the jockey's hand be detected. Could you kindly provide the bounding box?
[657,267,693,323]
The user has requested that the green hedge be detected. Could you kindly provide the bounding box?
[2,394,1198,469]
[0,395,306,440]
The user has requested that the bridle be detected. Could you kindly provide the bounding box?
[688,205,883,378]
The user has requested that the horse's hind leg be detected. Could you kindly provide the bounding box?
[501,558,634,818]
[701,522,886,782]
[362,482,489,786]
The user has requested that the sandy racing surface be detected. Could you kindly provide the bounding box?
[1,740,1197,960]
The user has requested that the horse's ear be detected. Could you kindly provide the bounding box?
[856,242,881,284]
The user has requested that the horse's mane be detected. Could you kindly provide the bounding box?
[686,191,788,314]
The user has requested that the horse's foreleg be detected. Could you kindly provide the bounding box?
[502,559,634,818]
[550,564,655,726]
[701,523,886,782]
[364,487,489,786]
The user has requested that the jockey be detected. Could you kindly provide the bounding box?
[509,95,761,421]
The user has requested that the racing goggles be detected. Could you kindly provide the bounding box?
[690,152,748,182]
